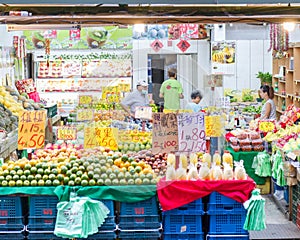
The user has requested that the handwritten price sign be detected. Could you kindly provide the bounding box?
[18,110,46,150]
[259,120,275,133]
[205,115,222,137]
[95,127,118,150]
[57,127,77,140]
[84,126,98,149]
[177,112,206,152]
[79,95,93,105]
[152,113,178,154]
[77,109,94,121]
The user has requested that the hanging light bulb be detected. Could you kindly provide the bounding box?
[283,22,296,32]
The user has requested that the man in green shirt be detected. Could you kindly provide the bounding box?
[159,68,184,110]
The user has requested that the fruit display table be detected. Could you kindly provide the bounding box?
[226,146,266,185]
[0,185,156,202]
[157,178,256,211]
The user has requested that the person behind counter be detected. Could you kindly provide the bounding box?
[120,80,149,118]
[185,90,203,112]
[259,85,276,120]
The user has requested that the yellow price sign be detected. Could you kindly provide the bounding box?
[84,126,98,149]
[259,121,275,132]
[77,109,94,121]
[79,95,93,105]
[57,127,77,140]
[95,127,118,150]
[205,115,222,137]
[18,110,47,150]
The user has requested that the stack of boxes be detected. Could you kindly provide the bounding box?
[292,181,300,227]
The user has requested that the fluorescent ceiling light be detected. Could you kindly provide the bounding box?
[7,24,80,31]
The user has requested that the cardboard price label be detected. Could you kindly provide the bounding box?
[77,109,94,121]
[258,121,275,133]
[57,127,77,140]
[95,127,118,150]
[79,95,93,105]
[135,106,152,120]
[205,115,222,137]
[18,110,46,150]
[84,126,98,149]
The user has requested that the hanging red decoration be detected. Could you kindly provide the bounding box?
[45,38,51,67]
[268,23,289,59]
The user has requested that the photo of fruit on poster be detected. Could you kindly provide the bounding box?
[211,41,236,64]
[23,26,133,50]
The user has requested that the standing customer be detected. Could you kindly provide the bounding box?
[259,85,276,120]
[185,90,203,112]
[120,80,149,118]
[159,68,184,110]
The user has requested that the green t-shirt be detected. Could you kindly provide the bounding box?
[160,79,183,110]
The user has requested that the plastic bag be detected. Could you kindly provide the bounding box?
[234,160,247,180]
[223,163,234,180]
[198,162,210,180]
[255,151,271,177]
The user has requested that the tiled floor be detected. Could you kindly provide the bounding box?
[249,195,300,240]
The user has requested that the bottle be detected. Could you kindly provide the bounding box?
[274,83,278,93]
[213,150,221,166]
[203,150,212,168]
[222,150,233,168]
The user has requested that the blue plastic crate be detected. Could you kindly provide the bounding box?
[0,232,25,240]
[0,197,23,230]
[163,232,204,240]
[208,213,248,234]
[120,196,158,216]
[208,192,245,212]
[79,230,116,239]
[207,234,249,240]
[99,200,116,230]
[163,214,202,233]
[27,233,66,239]
[119,229,161,239]
[163,198,204,215]
[118,215,161,229]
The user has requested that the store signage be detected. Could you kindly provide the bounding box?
[79,95,93,105]
[177,112,206,152]
[77,109,94,121]
[95,127,118,150]
[84,126,98,149]
[57,126,77,140]
[135,106,152,120]
[205,115,222,137]
[18,110,46,150]
[258,120,275,133]
[152,113,178,154]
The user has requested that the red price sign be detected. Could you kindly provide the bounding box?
[95,127,118,150]
[18,110,46,150]
[57,127,77,140]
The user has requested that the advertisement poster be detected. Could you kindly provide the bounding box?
[23,26,133,50]
[211,41,236,75]
[168,24,208,40]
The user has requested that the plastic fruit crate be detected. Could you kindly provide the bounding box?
[207,234,249,240]
[119,229,161,239]
[163,198,204,215]
[0,232,25,240]
[120,196,158,216]
[0,196,23,230]
[208,192,245,213]
[208,213,248,234]
[28,196,59,231]
[79,230,116,239]
[118,215,160,229]
[163,232,204,240]
[163,214,202,233]
[27,233,65,239]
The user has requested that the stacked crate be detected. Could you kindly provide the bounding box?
[118,196,161,239]
[206,192,249,240]
[292,181,300,225]
[163,198,204,240]
[0,196,25,240]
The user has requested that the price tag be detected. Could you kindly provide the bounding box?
[77,109,94,121]
[79,95,93,105]
[258,120,275,133]
[84,126,98,149]
[57,127,77,140]
[18,110,46,150]
[95,127,118,150]
[135,106,152,120]
[177,112,206,152]
[205,115,222,137]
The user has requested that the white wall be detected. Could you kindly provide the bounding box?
[0,25,22,47]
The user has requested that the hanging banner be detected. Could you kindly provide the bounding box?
[18,110,47,150]
[77,109,94,121]
[84,126,98,149]
[205,115,222,137]
[57,126,77,140]
[95,127,118,150]
[177,112,206,153]
[152,113,178,154]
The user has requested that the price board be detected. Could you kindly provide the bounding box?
[77,109,94,121]
[79,95,93,105]
[152,113,178,154]
[57,127,77,140]
[177,112,206,153]
[135,106,152,120]
[84,126,98,149]
[205,115,222,137]
[258,120,276,133]
[18,110,47,150]
[95,127,118,150]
